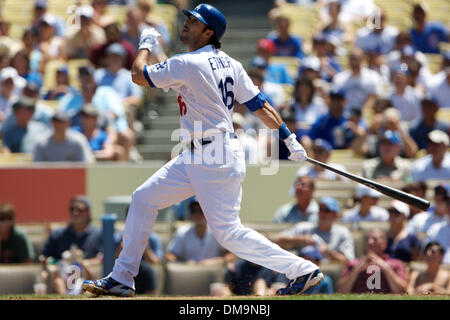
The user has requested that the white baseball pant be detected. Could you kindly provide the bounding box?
[111,134,318,289]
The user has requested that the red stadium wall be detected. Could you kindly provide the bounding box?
[0,167,86,223]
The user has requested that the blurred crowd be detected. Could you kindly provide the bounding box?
[0,0,184,162]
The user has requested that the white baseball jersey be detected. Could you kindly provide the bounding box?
[143,45,262,138]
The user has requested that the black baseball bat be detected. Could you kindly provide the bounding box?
[305,157,430,211]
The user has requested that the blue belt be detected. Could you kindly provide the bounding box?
[190,132,237,151]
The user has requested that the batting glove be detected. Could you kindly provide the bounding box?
[284,133,307,162]
[138,27,161,52]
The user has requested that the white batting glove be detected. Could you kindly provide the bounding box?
[284,133,307,162]
[138,27,161,52]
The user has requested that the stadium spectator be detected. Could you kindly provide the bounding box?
[407,242,450,295]
[275,196,355,263]
[341,185,389,224]
[297,245,334,294]
[409,96,449,151]
[221,258,284,296]
[0,202,35,263]
[31,0,66,37]
[385,200,421,263]
[136,0,171,49]
[301,88,366,150]
[20,28,42,75]
[352,107,419,159]
[90,22,137,70]
[337,228,407,294]
[363,46,390,88]
[409,2,448,54]
[332,47,381,112]
[318,0,354,44]
[354,8,398,55]
[35,14,66,71]
[427,50,450,108]
[43,65,77,101]
[401,181,428,220]
[1,99,48,154]
[0,67,26,124]
[10,49,43,89]
[389,63,423,122]
[121,6,146,51]
[33,110,95,162]
[411,129,450,182]
[41,196,102,294]
[361,130,412,181]
[424,196,450,265]
[273,174,319,224]
[93,42,143,110]
[165,198,232,265]
[73,103,125,161]
[66,5,106,59]
[290,77,327,139]
[295,138,347,181]
[91,0,116,28]
[407,184,449,236]
[297,55,321,82]
[267,13,304,59]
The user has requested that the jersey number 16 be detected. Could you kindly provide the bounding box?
[218,77,234,110]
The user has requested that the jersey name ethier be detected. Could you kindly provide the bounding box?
[208,56,232,71]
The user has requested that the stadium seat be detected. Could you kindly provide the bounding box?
[163,262,225,296]
[0,153,33,164]
[0,264,43,294]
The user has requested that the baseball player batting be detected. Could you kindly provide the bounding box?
[82,3,323,296]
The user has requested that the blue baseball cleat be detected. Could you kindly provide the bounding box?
[82,276,135,297]
[276,269,324,295]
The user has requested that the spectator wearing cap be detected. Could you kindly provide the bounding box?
[361,130,412,181]
[355,9,398,56]
[341,185,389,224]
[427,50,450,108]
[94,42,143,110]
[36,13,66,70]
[296,138,347,181]
[273,174,319,224]
[407,241,450,295]
[41,195,102,294]
[43,65,77,101]
[1,98,48,153]
[407,184,449,236]
[0,202,35,263]
[275,196,355,263]
[337,228,407,294]
[73,103,125,161]
[332,47,382,113]
[409,96,449,150]
[301,87,366,150]
[411,130,450,182]
[389,63,423,122]
[90,22,137,70]
[33,110,94,162]
[66,5,106,59]
[165,198,232,265]
[290,77,327,139]
[0,67,26,123]
[409,2,448,54]
[385,200,422,263]
[267,13,304,59]
[297,246,334,294]
[31,0,66,37]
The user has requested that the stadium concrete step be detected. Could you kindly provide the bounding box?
[137,143,180,161]
[138,129,179,145]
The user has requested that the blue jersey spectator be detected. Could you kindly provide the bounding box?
[267,14,304,59]
[410,3,448,54]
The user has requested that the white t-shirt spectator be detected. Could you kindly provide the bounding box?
[333,67,381,111]
[406,210,448,235]
[411,152,450,182]
[428,75,450,108]
[389,86,423,121]
[355,26,399,55]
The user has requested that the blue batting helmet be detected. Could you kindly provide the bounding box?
[183,3,227,41]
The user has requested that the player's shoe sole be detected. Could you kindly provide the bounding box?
[82,277,135,297]
[276,269,324,295]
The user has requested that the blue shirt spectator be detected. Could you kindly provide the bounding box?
[267,14,305,59]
